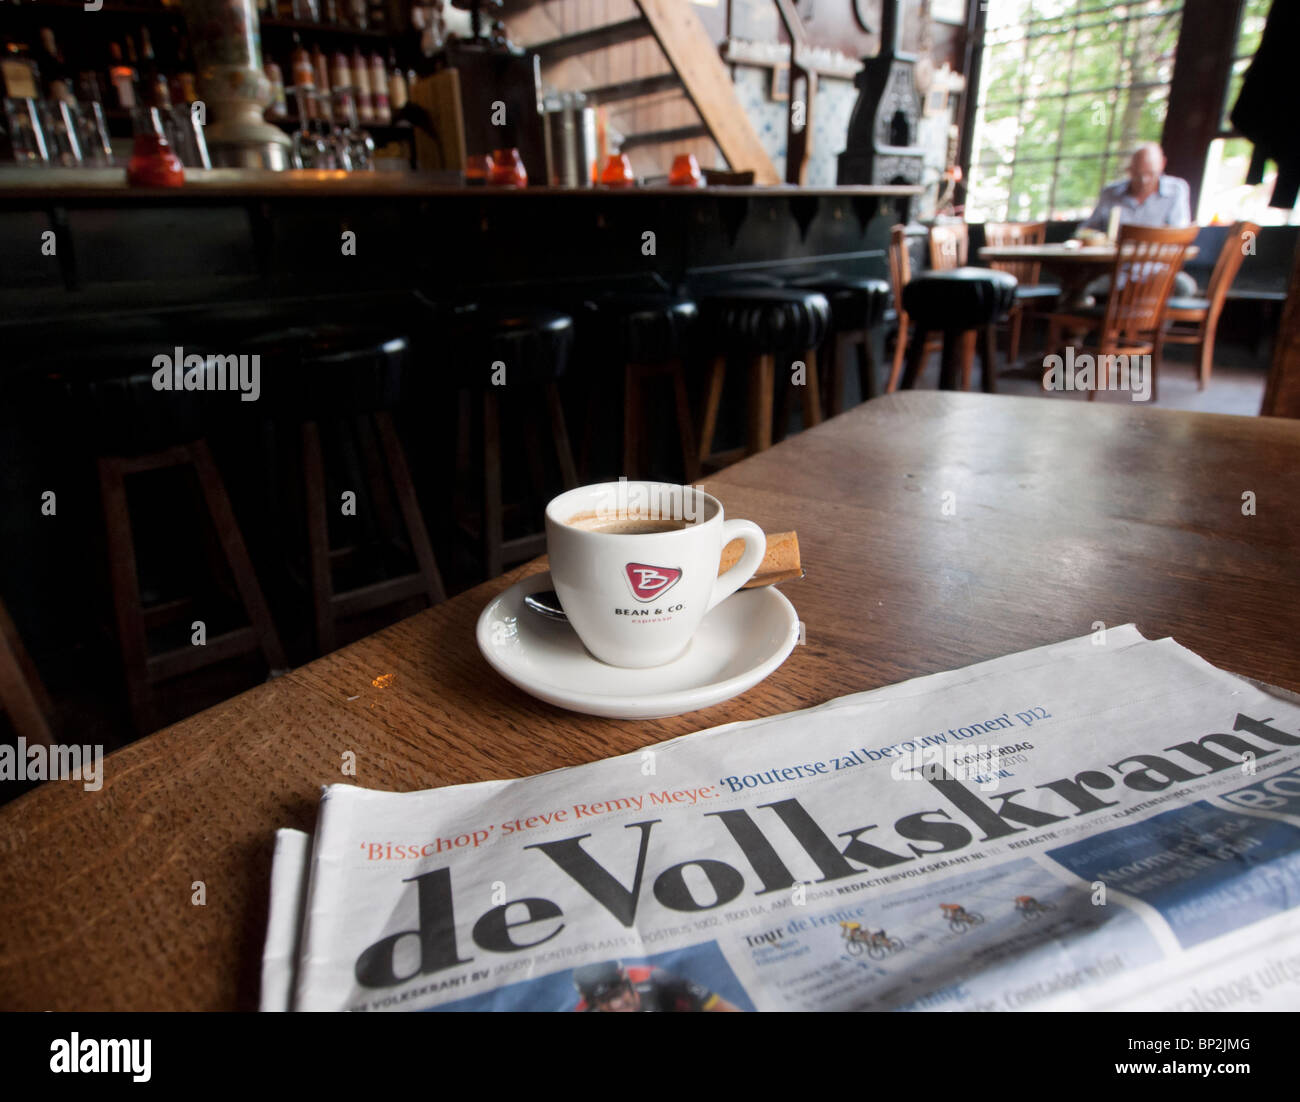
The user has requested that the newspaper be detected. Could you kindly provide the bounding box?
[261,626,1300,1012]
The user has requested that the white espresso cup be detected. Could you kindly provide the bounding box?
[545,481,766,668]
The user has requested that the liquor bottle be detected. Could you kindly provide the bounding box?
[265,60,288,119]
[387,50,407,113]
[311,44,332,123]
[109,42,138,111]
[329,46,351,121]
[139,27,172,109]
[369,52,389,125]
[172,32,198,105]
[1,36,41,100]
[351,46,372,123]
[290,35,314,89]
[36,29,74,104]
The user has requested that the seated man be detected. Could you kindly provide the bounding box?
[1081,143,1197,299]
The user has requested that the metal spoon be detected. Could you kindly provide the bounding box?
[523,589,570,622]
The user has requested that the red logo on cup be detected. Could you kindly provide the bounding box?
[625,563,682,602]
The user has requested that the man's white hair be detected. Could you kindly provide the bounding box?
[1131,141,1166,165]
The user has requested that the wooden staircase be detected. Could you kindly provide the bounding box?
[501,0,781,183]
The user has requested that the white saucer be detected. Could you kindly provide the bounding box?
[475,572,800,719]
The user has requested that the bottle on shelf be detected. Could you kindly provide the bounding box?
[139,27,172,109]
[37,29,75,104]
[351,46,373,124]
[323,0,339,24]
[349,0,368,32]
[386,49,407,114]
[290,33,315,119]
[330,46,352,121]
[172,30,198,105]
[2,36,41,100]
[369,52,389,125]
[265,60,288,120]
[109,42,139,112]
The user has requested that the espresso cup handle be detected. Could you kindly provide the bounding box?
[708,520,767,612]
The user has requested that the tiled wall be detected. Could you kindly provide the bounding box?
[732,66,859,186]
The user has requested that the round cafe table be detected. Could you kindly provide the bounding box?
[978,243,1200,307]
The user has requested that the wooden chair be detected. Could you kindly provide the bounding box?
[984,221,1059,365]
[929,222,969,271]
[884,225,942,393]
[0,596,54,748]
[1046,225,1199,403]
[1164,221,1259,389]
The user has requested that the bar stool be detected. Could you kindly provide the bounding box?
[447,305,578,579]
[261,323,447,655]
[898,269,1019,392]
[786,273,892,413]
[0,595,54,748]
[695,287,830,471]
[55,348,287,734]
[580,293,700,482]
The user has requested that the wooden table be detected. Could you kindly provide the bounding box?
[979,243,1200,305]
[3,391,1298,1011]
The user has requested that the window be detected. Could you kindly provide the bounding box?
[1199,0,1296,225]
[967,0,1184,223]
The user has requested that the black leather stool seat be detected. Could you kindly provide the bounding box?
[52,339,221,457]
[902,268,1019,332]
[786,274,891,332]
[697,288,831,354]
[443,305,574,388]
[583,294,697,365]
[239,323,408,418]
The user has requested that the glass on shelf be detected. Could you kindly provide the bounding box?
[3,98,50,164]
[465,153,491,186]
[74,101,114,165]
[38,100,83,166]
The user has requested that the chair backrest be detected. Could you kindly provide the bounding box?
[1203,221,1261,324]
[984,221,1046,286]
[929,223,968,271]
[888,224,911,306]
[1099,224,1199,347]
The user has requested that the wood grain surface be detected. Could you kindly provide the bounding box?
[2,391,1298,1010]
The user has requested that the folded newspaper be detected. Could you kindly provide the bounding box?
[261,626,1300,1012]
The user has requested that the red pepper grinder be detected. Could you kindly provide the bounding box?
[127,107,185,188]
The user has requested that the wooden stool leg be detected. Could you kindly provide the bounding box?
[0,597,54,748]
[302,421,337,654]
[545,382,580,489]
[858,330,878,403]
[373,411,447,605]
[801,348,823,427]
[746,354,776,455]
[937,333,965,391]
[97,456,155,733]
[482,390,504,579]
[1198,321,1217,390]
[191,439,287,670]
[773,359,794,444]
[622,364,642,479]
[1008,306,1024,366]
[824,333,843,417]
[900,327,928,390]
[886,316,909,393]
[669,359,701,483]
[958,330,977,391]
[697,354,726,469]
[981,324,1000,394]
